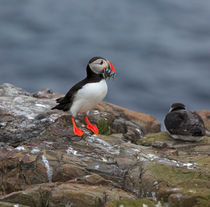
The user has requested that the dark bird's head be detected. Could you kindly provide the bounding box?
[169,103,186,112]
[87,56,116,78]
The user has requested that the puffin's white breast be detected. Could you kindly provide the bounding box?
[70,79,107,116]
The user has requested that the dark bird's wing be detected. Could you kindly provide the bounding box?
[51,78,87,111]
[164,110,187,135]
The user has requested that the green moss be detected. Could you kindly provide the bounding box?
[195,195,210,207]
[98,118,113,135]
[137,132,172,146]
[176,181,210,207]
[104,199,158,207]
[0,202,29,207]
[148,162,209,186]
[168,189,210,207]
[195,156,210,175]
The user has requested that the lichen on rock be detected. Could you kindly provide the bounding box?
[0,84,210,207]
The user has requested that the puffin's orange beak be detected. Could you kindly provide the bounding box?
[106,60,116,73]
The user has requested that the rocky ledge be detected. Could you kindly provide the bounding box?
[0,83,210,207]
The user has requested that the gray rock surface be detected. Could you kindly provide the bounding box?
[0,83,210,207]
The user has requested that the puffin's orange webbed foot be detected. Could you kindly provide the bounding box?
[87,124,99,134]
[84,116,99,134]
[72,118,84,136]
[73,126,84,136]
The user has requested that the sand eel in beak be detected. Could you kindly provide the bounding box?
[52,56,116,136]
[164,103,206,141]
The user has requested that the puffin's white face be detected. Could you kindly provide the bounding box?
[89,58,108,74]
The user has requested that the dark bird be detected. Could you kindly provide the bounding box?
[164,103,206,141]
[52,56,116,136]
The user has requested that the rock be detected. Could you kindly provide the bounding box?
[95,102,161,134]
[0,83,30,97]
[0,83,210,207]
[104,199,161,207]
[112,118,143,143]
[48,183,135,207]
[32,88,54,99]
[197,110,210,136]
[0,84,160,146]
[0,201,29,207]
[137,132,210,206]
[0,182,135,207]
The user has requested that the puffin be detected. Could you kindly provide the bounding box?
[164,103,206,141]
[52,56,116,136]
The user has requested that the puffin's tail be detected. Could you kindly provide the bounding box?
[51,97,70,111]
[55,97,64,103]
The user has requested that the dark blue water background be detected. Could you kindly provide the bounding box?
[1,0,210,124]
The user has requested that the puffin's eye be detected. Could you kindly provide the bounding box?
[100,60,103,65]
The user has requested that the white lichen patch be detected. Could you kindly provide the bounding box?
[142,152,197,170]
[48,114,60,122]
[136,128,142,135]
[146,153,159,160]
[42,155,53,183]
[31,147,40,154]
[35,103,48,108]
[175,193,183,199]
[13,109,36,120]
[87,135,119,155]
[88,135,110,146]
[171,188,181,191]
[102,157,108,162]
[0,122,7,128]
[15,146,25,151]
[143,204,148,207]
[93,110,100,115]
[95,165,100,170]
[84,175,91,179]
[155,201,163,207]
[153,180,158,186]
[4,95,53,120]
[44,141,54,145]
[66,146,78,156]
[13,204,19,207]
[188,189,196,193]
[131,148,140,152]
[183,162,195,169]
[152,191,157,201]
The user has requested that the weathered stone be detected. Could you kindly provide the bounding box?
[1,183,52,207]
[48,183,135,207]
[0,183,135,207]
[0,84,210,207]
[95,102,161,134]
[0,83,30,97]
[0,201,29,207]
[32,88,54,99]
[104,199,161,207]
[113,118,144,143]
[197,110,210,136]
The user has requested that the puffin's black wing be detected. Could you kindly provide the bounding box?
[188,112,205,136]
[164,110,187,134]
[52,78,87,111]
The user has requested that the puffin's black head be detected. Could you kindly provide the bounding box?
[87,56,116,78]
[169,103,186,112]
